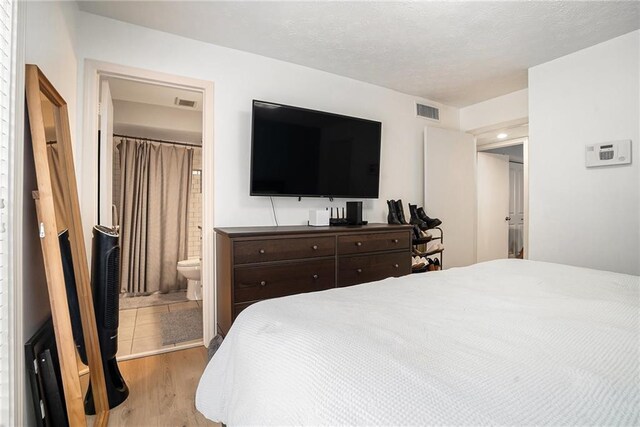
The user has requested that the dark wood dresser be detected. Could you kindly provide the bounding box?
[215,224,412,335]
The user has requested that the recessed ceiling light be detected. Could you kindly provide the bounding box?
[497,133,508,139]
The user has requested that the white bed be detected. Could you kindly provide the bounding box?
[196,259,640,425]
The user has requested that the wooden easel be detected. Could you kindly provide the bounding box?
[25,64,110,426]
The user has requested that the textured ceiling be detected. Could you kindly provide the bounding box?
[78,1,640,107]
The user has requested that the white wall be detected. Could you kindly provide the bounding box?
[22,1,79,424]
[73,11,460,230]
[460,89,528,132]
[25,1,78,153]
[529,30,639,275]
[113,99,203,144]
[424,126,477,268]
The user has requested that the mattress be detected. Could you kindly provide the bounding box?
[196,259,640,425]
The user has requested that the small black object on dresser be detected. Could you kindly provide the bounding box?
[346,201,364,225]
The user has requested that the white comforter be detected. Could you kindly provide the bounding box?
[196,259,640,425]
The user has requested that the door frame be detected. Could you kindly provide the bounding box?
[81,60,215,349]
[477,137,529,259]
[98,79,113,226]
[9,1,27,424]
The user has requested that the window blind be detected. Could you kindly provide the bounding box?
[0,0,15,424]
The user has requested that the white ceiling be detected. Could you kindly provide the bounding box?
[104,77,203,111]
[79,1,639,107]
[482,144,524,164]
[476,123,528,146]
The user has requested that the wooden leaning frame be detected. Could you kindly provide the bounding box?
[25,64,110,425]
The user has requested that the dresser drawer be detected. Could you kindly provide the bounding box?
[234,236,335,264]
[338,251,410,287]
[234,259,335,303]
[337,231,410,255]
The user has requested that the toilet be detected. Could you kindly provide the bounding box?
[177,259,202,301]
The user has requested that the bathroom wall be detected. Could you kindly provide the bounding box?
[188,148,203,259]
[113,99,202,144]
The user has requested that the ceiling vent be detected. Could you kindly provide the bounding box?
[175,97,197,108]
[416,103,440,121]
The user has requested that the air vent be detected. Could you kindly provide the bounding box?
[416,103,440,121]
[175,97,197,108]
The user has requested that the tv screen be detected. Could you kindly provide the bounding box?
[250,100,382,198]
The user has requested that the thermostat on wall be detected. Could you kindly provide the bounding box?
[585,140,632,167]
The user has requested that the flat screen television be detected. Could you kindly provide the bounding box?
[250,100,382,198]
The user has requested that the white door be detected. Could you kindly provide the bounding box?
[477,152,509,262]
[509,162,524,257]
[424,126,477,268]
[99,80,114,226]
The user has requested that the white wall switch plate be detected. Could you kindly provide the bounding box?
[586,139,632,167]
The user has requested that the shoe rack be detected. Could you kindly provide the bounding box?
[412,226,444,273]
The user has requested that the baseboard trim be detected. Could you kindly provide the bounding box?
[116,340,204,363]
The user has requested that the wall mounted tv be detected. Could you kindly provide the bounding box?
[250,100,382,198]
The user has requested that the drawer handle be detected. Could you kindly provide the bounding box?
[259,249,265,254]
[356,268,362,274]
[260,280,267,287]
[394,263,399,268]
[312,274,319,280]
[312,245,318,250]
[355,242,362,247]
[392,239,399,243]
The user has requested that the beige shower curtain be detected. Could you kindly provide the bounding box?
[118,138,194,295]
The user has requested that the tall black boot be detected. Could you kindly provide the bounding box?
[387,200,401,224]
[411,225,422,241]
[395,199,408,224]
[417,207,442,229]
[409,204,428,229]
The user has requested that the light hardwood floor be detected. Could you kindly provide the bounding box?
[82,347,220,426]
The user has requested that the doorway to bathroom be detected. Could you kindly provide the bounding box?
[97,75,205,359]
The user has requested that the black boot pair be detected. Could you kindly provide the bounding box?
[388,200,442,230]
[387,200,409,225]
[408,204,442,230]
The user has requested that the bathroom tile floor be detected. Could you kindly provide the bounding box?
[118,299,203,357]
